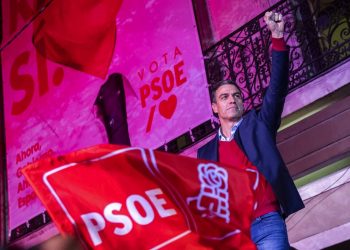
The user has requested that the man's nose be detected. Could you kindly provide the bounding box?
[229,94,236,103]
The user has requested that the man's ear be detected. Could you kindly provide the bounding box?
[212,102,218,114]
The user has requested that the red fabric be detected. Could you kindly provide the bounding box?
[253,183,279,218]
[32,0,122,78]
[218,140,251,170]
[22,144,259,249]
[219,140,278,219]
[272,37,287,51]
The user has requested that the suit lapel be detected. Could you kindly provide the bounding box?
[206,134,219,162]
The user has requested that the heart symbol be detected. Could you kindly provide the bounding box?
[159,95,177,119]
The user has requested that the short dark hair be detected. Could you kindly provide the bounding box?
[210,79,242,103]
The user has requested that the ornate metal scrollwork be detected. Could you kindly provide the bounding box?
[204,0,350,110]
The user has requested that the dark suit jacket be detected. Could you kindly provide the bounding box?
[198,50,304,217]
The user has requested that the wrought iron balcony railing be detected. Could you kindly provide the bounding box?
[156,0,350,155]
[158,0,350,156]
[156,0,350,156]
[204,0,350,110]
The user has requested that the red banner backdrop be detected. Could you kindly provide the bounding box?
[22,145,260,249]
[1,0,212,230]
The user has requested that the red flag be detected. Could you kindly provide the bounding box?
[22,145,261,249]
[33,0,122,78]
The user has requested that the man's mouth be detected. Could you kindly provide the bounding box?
[227,106,238,111]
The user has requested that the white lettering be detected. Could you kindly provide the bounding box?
[146,188,177,218]
[81,212,106,246]
[104,202,133,236]
[79,188,177,245]
[127,195,154,225]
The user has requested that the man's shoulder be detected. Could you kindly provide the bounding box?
[197,134,218,159]
[238,110,257,127]
[198,135,217,152]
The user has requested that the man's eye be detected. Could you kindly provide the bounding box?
[234,94,242,99]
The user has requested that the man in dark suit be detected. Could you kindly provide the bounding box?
[197,12,304,249]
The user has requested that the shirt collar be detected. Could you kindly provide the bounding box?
[218,118,243,142]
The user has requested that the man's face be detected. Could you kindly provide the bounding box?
[212,84,244,122]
